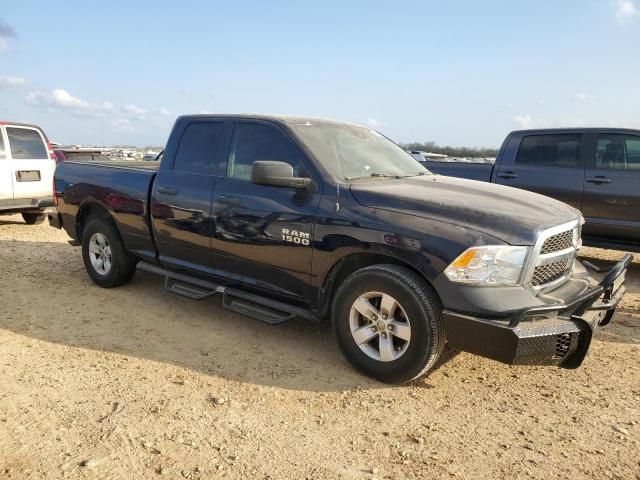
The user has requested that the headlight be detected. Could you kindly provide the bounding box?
[444,245,529,286]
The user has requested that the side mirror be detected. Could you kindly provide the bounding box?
[251,161,312,189]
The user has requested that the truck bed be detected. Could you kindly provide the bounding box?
[63,160,161,171]
[54,160,158,261]
[423,160,494,182]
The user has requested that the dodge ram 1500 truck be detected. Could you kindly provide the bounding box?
[49,115,631,383]
[423,128,640,252]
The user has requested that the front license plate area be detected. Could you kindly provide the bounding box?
[16,170,41,182]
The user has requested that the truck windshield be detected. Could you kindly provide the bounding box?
[290,123,430,181]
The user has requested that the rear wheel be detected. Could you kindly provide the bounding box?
[332,264,445,384]
[82,218,137,288]
[22,212,46,225]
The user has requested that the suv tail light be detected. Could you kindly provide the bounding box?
[53,176,58,206]
[47,142,56,161]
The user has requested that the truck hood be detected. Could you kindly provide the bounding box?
[349,175,580,245]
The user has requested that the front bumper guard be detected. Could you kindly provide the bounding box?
[442,254,632,368]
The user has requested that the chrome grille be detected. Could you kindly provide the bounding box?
[540,230,573,254]
[525,220,581,291]
[531,258,572,286]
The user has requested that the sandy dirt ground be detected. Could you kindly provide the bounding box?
[0,214,638,480]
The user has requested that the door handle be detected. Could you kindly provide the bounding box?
[157,186,178,195]
[217,195,241,206]
[497,171,518,179]
[586,176,612,184]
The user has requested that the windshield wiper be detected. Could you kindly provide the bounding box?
[345,172,402,180]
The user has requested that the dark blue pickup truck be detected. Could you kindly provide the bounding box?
[424,128,640,253]
[49,115,631,383]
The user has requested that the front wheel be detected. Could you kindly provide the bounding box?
[81,218,137,288]
[22,212,46,225]
[332,264,445,384]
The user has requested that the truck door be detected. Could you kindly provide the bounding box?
[211,120,322,302]
[581,132,640,242]
[150,119,228,273]
[493,133,585,210]
[5,126,54,201]
[0,128,12,200]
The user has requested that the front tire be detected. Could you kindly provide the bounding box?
[332,264,445,384]
[22,212,46,225]
[81,218,137,288]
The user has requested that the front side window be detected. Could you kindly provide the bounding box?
[227,123,305,181]
[173,122,224,174]
[596,134,640,171]
[6,127,48,159]
[515,134,581,168]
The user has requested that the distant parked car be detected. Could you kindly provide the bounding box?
[0,121,56,224]
[53,149,112,164]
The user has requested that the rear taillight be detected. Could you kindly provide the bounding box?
[53,176,58,206]
[47,142,56,161]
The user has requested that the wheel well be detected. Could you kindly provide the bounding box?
[76,203,115,241]
[318,253,429,318]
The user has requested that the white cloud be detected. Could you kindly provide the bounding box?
[511,115,608,129]
[26,88,113,116]
[614,0,639,21]
[159,107,171,116]
[111,118,135,132]
[365,118,383,128]
[0,75,26,88]
[574,92,596,101]
[122,104,146,118]
[512,115,540,129]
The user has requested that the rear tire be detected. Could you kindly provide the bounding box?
[332,264,445,384]
[81,218,137,288]
[22,212,46,225]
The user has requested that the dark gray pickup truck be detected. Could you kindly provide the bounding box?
[424,128,640,252]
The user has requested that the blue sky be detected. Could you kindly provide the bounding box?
[1,1,639,147]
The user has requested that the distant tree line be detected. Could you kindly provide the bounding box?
[400,141,498,158]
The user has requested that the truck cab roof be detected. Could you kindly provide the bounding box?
[176,113,366,129]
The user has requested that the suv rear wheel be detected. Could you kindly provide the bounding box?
[22,212,46,225]
[332,264,445,384]
[81,218,137,288]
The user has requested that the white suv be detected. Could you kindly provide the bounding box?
[0,122,56,224]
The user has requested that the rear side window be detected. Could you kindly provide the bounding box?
[173,122,224,174]
[515,134,581,168]
[227,123,305,181]
[6,127,48,159]
[596,134,640,171]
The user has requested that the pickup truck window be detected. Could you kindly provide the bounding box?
[596,134,640,171]
[6,127,48,160]
[173,122,224,174]
[291,123,427,181]
[515,134,581,168]
[227,123,306,181]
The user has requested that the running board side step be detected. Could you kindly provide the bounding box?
[137,262,318,324]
